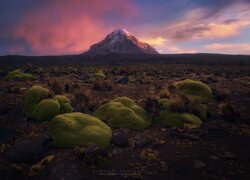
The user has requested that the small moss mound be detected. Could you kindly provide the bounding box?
[23,86,50,118]
[53,95,74,113]
[48,112,112,148]
[32,99,60,121]
[173,79,213,101]
[23,86,73,121]
[94,97,151,129]
[4,69,36,81]
[157,110,202,128]
[93,72,106,80]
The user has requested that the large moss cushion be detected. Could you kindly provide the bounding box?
[48,112,112,148]
[94,97,151,129]
[4,69,35,81]
[23,86,73,121]
[157,110,202,128]
[173,79,213,101]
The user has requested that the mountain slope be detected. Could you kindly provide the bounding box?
[84,29,159,55]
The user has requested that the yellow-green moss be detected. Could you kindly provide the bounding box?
[48,112,112,148]
[94,97,151,129]
[53,95,73,114]
[23,86,73,121]
[32,99,60,121]
[173,79,213,101]
[23,86,50,118]
[4,69,36,81]
[157,110,202,128]
[93,72,106,80]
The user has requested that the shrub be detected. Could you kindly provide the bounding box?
[4,69,36,81]
[159,89,170,99]
[218,102,240,121]
[93,80,113,91]
[156,110,202,128]
[48,78,63,94]
[94,97,151,130]
[48,112,112,148]
[173,79,213,101]
[23,86,73,121]
[73,88,91,112]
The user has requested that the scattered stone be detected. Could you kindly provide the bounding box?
[135,135,153,148]
[6,135,51,163]
[112,129,129,147]
[193,160,206,169]
[80,145,108,166]
[0,128,16,144]
[47,158,83,179]
[116,76,129,84]
[172,132,200,140]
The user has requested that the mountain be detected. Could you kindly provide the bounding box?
[84,29,159,55]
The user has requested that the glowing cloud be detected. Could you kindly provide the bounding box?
[11,0,137,55]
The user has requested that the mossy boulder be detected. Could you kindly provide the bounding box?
[173,79,213,101]
[94,97,151,129]
[23,86,73,121]
[48,112,112,148]
[4,69,36,81]
[157,110,202,128]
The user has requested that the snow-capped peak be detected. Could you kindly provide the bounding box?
[84,28,159,55]
[111,28,132,37]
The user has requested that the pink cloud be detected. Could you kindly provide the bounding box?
[205,43,250,54]
[155,2,250,42]
[12,0,137,55]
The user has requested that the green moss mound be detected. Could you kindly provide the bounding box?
[4,69,36,81]
[53,95,74,114]
[48,112,112,148]
[24,86,50,118]
[158,98,184,112]
[23,86,73,121]
[173,79,213,101]
[93,72,106,80]
[94,97,151,129]
[32,99,60,121]
[157,111,202,128]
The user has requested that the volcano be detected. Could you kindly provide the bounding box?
[84,29,159,55]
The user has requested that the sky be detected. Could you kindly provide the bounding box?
[0,0,250,55]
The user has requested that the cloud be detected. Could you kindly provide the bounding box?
[205,43,250,54]
[9,0,137,55]
[142,36,197,54]
[159,1,250,42]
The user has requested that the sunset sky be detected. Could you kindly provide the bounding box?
[1,0,250,55]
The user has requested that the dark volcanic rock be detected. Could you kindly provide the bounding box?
[0,128,16,144]
[134,134,153,148]
[112,130,129,147]
[6,135,51,163]
[207,128,229,138]
[116,76,129,85]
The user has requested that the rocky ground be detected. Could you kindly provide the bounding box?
[0,64,250,180]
